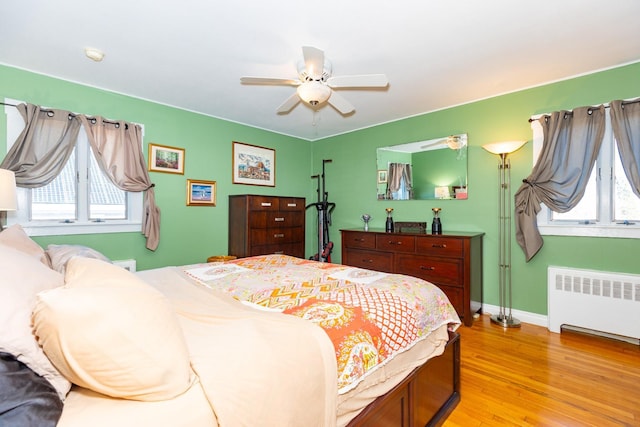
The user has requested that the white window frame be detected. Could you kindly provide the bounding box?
[4,100,143,237]
[532,109,640,239]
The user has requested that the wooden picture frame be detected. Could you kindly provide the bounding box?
[232,141,275,187]
[186,179,216,206]
[148,143,185,174]
[377,170,387,184]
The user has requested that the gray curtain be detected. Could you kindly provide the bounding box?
[79,116,160,251]
[0,104,81,187]
[514,105,606,261]
[610,98,640,197]
[385,163,412,200]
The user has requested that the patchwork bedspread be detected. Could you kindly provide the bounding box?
[184,254,460,393]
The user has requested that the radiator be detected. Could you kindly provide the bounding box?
[548,266,640,341]
[113,259,137,272]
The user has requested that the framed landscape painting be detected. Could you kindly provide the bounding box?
[186,179,216,206]
[232,141,275,187]
[148,143,185,174]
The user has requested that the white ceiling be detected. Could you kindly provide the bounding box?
[1,0,639,141]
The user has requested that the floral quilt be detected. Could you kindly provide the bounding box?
[184,254,460,393]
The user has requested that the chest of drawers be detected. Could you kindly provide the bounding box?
[229,195,305,258]
[341,229,483,326]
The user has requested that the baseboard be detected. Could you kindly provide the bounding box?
[479,303,547,328]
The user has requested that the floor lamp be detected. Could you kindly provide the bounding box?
[482,141,527,328]
[0,168,18,231]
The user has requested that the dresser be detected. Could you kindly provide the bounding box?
[340,228,483,326]
[228,195,305,258]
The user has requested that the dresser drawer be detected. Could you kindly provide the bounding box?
[342,231,376,249]
[343,248,393,273]
[249,211,304,228]
[251,243,304,258]
[250,227,304,245]
[248,196,279,211]
[278,197,304,211]
[416,237,464,258]
[395,254,462,287]
[376,234,416,253]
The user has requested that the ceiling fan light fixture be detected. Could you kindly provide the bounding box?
[297,81,331,106]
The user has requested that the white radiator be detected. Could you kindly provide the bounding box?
[548,266,640,341]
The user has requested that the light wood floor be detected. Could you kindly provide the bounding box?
[443,314,640,427]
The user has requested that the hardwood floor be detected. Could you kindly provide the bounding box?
[443,314,640,427]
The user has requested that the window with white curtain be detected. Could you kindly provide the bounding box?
[4,101,142,236]
[532,110,640,238]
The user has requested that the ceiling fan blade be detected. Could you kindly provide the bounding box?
[326,74,389,88]
[302,46,325,80]
[276,93,301,114]
[327,90,355,115]
[241,77,300,86]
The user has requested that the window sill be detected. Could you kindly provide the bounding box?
[12,221,142,237]
[538,224,640,239]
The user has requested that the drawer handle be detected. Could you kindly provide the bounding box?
[388,240,403,245]
[274,251,284,254]
[420,266,436,271]
[261,202,272,207]
[432,244,447,248]
[287,203,297,207]
[274,217,285,222]
[361,259,374,264]
[274,233,285,238]
[354,238,365,242]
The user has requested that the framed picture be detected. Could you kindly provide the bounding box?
[377,170,387,184]
[148,143,185,174]
[232,141,275,187]
[186,179,216,206]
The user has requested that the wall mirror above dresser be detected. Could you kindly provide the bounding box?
[376,133,468,200]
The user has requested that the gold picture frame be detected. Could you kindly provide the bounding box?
[148,143,185,174]
[186,179,216,206]
[232,141,275,187]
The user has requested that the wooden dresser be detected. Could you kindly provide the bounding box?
[340,228,483,326]
[228,195,305,258]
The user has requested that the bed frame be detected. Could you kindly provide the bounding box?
[347,331,460,427]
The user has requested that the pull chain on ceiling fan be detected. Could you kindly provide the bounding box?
[240,46,389,115]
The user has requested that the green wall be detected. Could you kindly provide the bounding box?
[2,62,640,316]
[312,61,640,316]
[0,65,314,270]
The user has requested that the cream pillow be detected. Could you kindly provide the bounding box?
[32,257,194,401]
[0,243,71,400]
[0,224,48,265]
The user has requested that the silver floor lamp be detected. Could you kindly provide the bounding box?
[482,141,527,328]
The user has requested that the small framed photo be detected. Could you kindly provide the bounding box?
[377,170,387,184]
[148,143,185,174]
[232,141,275,187]
[186,179,216,206]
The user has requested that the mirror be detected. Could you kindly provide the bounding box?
[376,134,468,200]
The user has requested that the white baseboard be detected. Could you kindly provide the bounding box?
[480,303,548,328]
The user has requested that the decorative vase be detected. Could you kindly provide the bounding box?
[385,208,394,232]
[362,214,371,231]
[432,207,442,234]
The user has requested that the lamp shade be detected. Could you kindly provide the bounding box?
[482,140,527,155]
[0,168,18,211]
[297,81,331,105]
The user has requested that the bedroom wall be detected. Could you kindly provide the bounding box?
[0,65,314,270]
[311,61,640,316]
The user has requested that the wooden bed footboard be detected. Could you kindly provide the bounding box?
[347,331,460,427]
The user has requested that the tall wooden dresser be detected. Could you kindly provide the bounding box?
[228,195,305,258]
[340,228,483,326]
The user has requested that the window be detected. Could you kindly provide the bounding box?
[4,101,142,236]
[533,110,640,238]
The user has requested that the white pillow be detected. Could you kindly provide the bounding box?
[45,244,111,274]
[0,242,71,400]
[32,257,194,401]
[0,224,48,265]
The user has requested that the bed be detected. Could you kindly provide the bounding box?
[0,224,461,427]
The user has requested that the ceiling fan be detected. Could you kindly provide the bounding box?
[420,135,468,151]
[240,46,389,115]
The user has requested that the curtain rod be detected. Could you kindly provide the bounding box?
[2,101,129,129]
[528,98,640,123]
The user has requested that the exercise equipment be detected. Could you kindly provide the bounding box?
[307,159,335,262]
